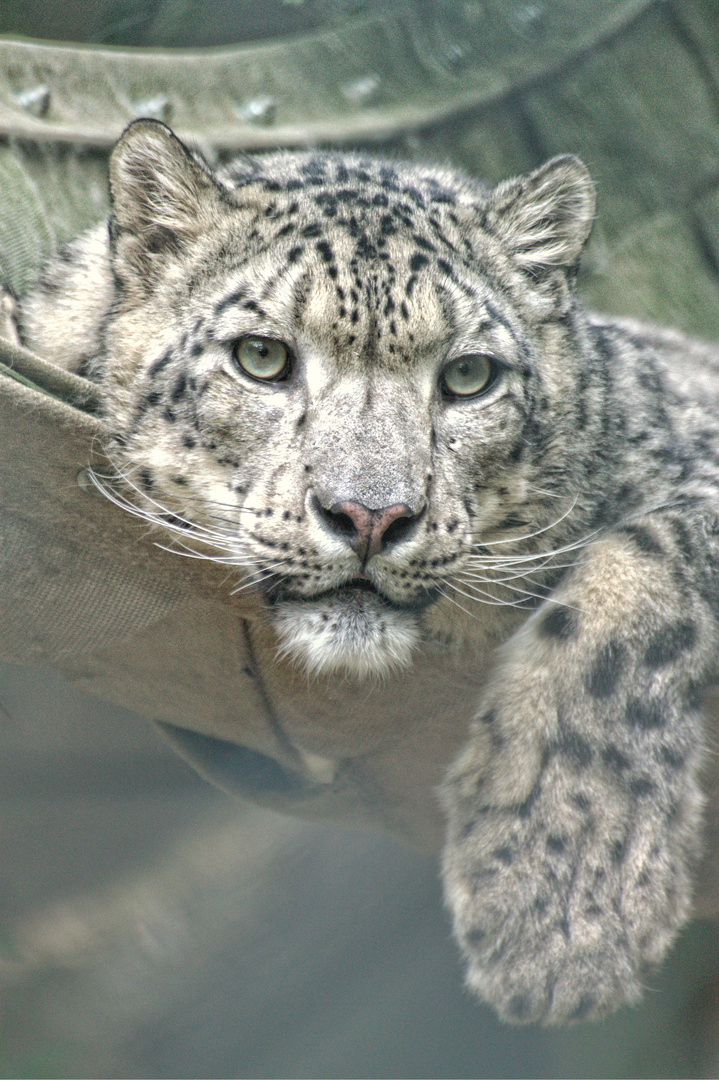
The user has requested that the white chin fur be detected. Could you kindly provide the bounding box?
[272,593,420,679]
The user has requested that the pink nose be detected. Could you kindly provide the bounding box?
[325,500,417,562]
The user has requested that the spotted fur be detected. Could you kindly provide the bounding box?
[16,120,719,1023]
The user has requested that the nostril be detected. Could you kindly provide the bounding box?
[329,510,356,538]
[382,512,416,548]
[311,497,359,541]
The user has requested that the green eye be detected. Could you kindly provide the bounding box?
[233,336,291,381]
[441,353,497,399]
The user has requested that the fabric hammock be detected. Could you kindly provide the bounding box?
[1,0,719,913]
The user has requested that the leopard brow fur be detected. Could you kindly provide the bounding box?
[15,119,719,1025]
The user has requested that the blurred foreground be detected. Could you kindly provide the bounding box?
[1,661,718,1079]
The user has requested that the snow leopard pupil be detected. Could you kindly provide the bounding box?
[441,353,495,399]
[234,335,290,381]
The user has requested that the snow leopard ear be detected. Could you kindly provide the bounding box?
[486,156,596,273]
[109,119,221,291]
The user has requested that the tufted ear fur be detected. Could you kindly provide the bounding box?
[109,119,222,293]
[485,155,596,275]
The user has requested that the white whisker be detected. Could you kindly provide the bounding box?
[230,567,284,595]
[526,484,564,499]
[456,576,549,605]
[88,463,255,561]
[457,560,578,586]
[445,579,527,609]
[437,586,482,620]
[473,497,583,549]
[467,531,597,566]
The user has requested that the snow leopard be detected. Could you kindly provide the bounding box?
[11,119,719,1024]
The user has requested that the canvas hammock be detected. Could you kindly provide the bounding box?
[1,0,718,913]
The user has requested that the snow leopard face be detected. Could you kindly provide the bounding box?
[20,120,598,677]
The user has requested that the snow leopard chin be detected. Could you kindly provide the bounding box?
[271,592,420,679]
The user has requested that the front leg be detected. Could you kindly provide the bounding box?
[441,512,718,1024]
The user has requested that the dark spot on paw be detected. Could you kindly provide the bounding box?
[568,994,596,1022]
[644,621,697,668]
[626,698,665,730]
[617,523,664,557]
[539,607,578,640]
[610,839,626,863]
[546,835,565,854]
[629,776,656,797]
[464,927,486,948]
[585,639,626,698]
[491,729,505,751]
[507,994,532,1021]
[602,744,631,773]
[492,846,514,865]
[556,729,593,768]
[458,818,477,840]
[472,865,498,884]
[686,680,703,711]
[659,745,685,769]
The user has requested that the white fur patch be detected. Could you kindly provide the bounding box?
[272,591,419,679]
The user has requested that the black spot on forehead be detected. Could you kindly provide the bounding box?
[148,349,173,378]
[213,287,244,315]
[413,235,436,254]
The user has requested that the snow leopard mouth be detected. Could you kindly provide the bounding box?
[263,574,439,613]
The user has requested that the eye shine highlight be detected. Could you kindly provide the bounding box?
[233,335,291,382]
[441,353,498,399]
